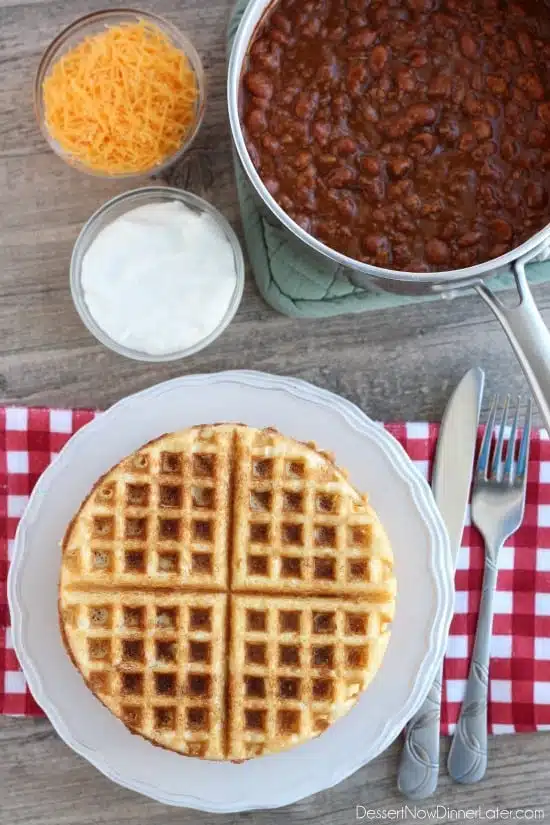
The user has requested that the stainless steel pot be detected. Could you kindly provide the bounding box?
[227,0,550,429]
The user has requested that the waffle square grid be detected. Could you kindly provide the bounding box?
[61,590,227,759]
[229,596,391,759]
[60,425,395,760]
[63,427,234,590]
[231,425,393,595]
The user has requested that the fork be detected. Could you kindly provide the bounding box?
[447,395,532,784]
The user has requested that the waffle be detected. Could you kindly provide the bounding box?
[60,590,227,759]
[61,425,233,592]
[59,424,396,760]
[228,594,393,760]
[232,426,394,595]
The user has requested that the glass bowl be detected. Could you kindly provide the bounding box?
[34,9,206,178]
[70,186,245,361]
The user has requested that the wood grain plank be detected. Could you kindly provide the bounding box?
[1,717,549,824]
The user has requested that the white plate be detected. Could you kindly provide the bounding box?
[8,371,452,812]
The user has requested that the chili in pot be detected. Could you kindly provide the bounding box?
[240,0,550,272]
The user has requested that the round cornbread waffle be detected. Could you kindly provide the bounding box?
[59,424,396,760]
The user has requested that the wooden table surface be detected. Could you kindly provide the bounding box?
[1,0,550,821]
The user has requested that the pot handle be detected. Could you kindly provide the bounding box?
[475,251,550,431]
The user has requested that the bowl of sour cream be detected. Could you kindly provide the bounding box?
[70,186,245,361]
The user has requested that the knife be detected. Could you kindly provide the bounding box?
[397,367,485,799]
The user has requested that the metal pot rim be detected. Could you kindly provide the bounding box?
[227,0,550,291]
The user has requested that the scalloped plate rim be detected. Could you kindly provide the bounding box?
[8,370,452,812]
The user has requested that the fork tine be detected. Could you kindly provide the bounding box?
[503,397,520,483]
[477,395,498,480]
[491,395,510,479]
[517,398,532,480]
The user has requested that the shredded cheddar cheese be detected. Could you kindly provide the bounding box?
[42,21,199,175]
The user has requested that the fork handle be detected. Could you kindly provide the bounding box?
[448,547,500,784]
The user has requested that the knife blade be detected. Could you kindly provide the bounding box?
[397,367,485,799]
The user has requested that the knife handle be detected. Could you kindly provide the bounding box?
[397,662,442,799]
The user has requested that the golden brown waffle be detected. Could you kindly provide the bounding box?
[232,426,394,595]
[59,424,396,760]
[61,426,233,591]
[229,594,393,759]
[60,590,227,759]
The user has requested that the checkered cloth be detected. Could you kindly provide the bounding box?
[1,409,549,733]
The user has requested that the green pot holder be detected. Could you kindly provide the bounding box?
[227,0,550,319]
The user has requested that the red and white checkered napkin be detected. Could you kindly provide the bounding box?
[1,410,549,733]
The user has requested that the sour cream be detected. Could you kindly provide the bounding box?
[80,201,238,356]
